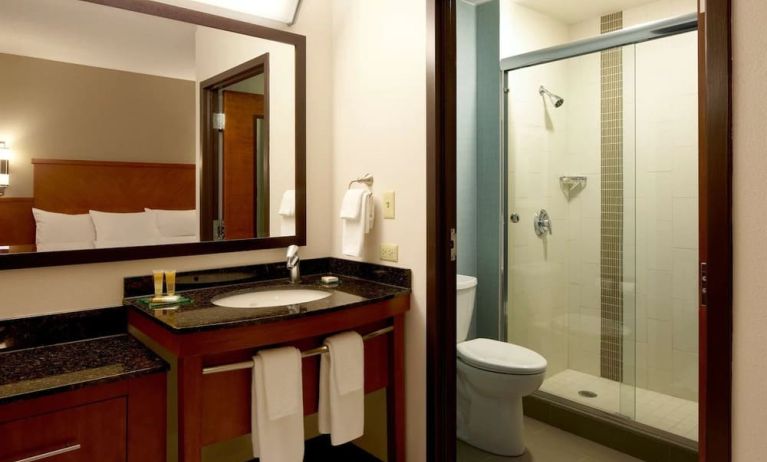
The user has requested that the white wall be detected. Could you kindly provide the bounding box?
[0,0,333,319]
[732,0,767,459]
[329,1,427,460]
[194,26,296,236]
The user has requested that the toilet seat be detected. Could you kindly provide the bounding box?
[457,338,547,375]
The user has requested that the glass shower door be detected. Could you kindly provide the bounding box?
[504,44,637,420]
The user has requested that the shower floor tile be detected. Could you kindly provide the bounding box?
[540,369,698,441]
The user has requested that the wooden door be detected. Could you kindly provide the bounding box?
[222,90,264,240]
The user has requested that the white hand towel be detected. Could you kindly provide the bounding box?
[318,331,365,445]
[251,347,304,462]
[341,190,372,257]
[364,193,375,234]
[279,190,296,217]
[340,188,365,219]
[280,216,296,236]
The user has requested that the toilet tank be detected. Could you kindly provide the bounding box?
[456,275,478,343]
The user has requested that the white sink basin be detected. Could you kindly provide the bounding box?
[212,289,332,309]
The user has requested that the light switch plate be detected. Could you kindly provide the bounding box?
[379,243,399,262]
[383,191,395,219]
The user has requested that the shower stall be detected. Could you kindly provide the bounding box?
[501,13,699,442]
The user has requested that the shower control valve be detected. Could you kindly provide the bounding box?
[534,209,552,237]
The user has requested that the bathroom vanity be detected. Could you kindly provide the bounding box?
[0,310,168,462]
[125,259,411,462]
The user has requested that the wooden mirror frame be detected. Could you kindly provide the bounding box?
[0,0,306,271]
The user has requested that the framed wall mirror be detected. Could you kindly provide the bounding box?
[0,0,306,270]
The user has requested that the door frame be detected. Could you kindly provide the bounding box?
[200,53,270,241]
[425,0,733,461]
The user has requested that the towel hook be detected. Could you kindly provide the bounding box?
[348,173,374,190]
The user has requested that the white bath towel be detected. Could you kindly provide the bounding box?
[279,190,296,217]
[341,190,373,257]
[340,188,365,219]
[364,193,375,233]
[318,331,365,445]
[251,347,304,462]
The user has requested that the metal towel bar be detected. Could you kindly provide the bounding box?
[201,326,393,375]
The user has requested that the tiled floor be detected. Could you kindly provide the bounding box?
[457,417,642,462]
[540,369,698,441]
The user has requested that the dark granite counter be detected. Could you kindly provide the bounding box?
[0,334,167,405]
[125,273,410,333]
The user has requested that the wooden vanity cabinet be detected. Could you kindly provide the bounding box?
[0,373,166,462]
[128,295,409,462]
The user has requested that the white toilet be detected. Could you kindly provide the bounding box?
[456,275,547,456]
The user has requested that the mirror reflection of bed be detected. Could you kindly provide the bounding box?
[0,158,196,252]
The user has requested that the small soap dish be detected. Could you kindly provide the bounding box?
[559,176,587,200]
[320,275,340,287]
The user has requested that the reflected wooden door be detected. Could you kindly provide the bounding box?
[222,90,264,240]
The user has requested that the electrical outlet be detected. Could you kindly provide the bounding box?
[379,243,399,262]
[383,191,395,219]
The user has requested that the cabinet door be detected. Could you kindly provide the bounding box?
[0,398,126,462]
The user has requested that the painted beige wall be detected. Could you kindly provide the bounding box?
[0,53,196,198]
[0,0,333,320]
[330,1,427,461]
[732,0,767,459]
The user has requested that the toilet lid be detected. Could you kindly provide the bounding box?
[457,338,547,375]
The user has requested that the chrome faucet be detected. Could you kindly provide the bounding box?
[286,245,301,284]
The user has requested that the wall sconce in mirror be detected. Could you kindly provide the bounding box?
[0,142,10,196]
[184,0,303,25]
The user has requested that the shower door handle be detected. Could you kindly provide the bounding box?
[534,209,552,236]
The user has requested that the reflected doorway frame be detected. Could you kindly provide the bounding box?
[200,54,270,241]
[425,0,733,461]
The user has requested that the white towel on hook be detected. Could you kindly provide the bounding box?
[341,189,372,257]
[340,188,365,219]
[318,331,365,445]
[251,347,304,462]
[279,190,296,236]
[364,193,375,233]
[279,190,296,217]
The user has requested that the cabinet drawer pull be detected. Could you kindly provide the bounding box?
[12,444,81,462]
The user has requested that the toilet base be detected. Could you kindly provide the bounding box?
[457,394,526,456]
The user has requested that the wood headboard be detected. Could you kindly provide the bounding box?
[0,159,196,247]
[33,158,196,214]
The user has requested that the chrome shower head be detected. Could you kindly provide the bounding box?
[539,85,564,108]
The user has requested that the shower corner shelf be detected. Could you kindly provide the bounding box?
[559,176,587,199]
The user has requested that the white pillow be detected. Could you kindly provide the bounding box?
[145,208,198,238]
[32,208,96,249]
[89,210,160,245]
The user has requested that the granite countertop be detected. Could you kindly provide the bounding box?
[125,273,411,333]
[0,334,167,405]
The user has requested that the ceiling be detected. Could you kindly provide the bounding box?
[510,0,656,24]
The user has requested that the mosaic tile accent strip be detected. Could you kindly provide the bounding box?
[600,11,624,382]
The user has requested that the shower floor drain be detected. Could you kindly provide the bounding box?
[578,390,598,398]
